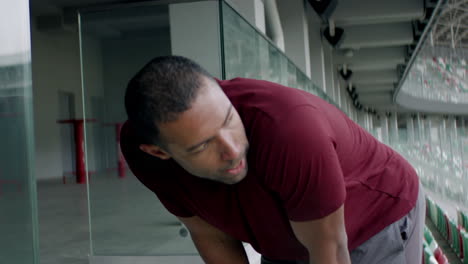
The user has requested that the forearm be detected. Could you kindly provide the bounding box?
[290,205,351,264]
[178,216,249,264]
[191,233,249,264]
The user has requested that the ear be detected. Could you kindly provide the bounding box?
[139,144,171,160]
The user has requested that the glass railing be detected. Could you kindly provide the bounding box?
[221,0,337,108]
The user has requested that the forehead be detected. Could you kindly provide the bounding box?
[158,78,231,148]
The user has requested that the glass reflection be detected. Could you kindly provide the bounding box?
[0,0,39,263]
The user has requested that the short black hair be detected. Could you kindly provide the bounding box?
[125,55,213,146]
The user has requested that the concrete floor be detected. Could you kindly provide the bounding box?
[37,171,198,264]
[35,171,467,264]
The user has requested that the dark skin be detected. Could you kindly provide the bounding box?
[140,77,351,263]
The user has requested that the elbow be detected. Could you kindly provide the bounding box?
[306,234,350,264]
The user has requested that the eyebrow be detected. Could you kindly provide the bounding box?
[186,105,233,153]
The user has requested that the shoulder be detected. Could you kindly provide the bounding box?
[218,77,304,102]
[218,78,324,122]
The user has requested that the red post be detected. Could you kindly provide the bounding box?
[116,123,126,178]
[57,119,96,184]
[74,120,86,184]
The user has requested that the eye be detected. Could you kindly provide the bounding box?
[194,142,209,153]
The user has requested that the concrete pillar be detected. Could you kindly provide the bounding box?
[407,115,415,145]
[461,118,467,135]
[419,116,425,143]
[426,117,433,146]
[460,118,468,187]
[362,114,368,131]
[334,69,341,107]
[322,45,333,96]
[389,112,399,145]
[357,112,366,130]
[306,6,325,91]
[169,1,222,78]
[277,0,311,77]
[448,116,457,165]
[415,113,422,145]
[381,115,389,144]
[440,117,447,162]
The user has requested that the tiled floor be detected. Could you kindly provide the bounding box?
[37,178,90,264]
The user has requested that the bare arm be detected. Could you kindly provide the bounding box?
[289,205,351,264]
[178,216,249,264]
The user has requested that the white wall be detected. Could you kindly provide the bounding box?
[170,1,222,79]
[102,31,172,123]
[31,20,83,180]
[31,17,105,180]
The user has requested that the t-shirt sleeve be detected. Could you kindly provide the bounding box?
[255,105,346,221]
[120,122,194,218]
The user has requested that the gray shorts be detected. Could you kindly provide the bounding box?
[261,183,425,264]
[350,183,425,264]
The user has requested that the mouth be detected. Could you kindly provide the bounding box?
[225,158,246,175]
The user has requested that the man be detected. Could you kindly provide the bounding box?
[121,56,425,264]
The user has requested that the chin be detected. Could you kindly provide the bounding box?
[220,169,248,185]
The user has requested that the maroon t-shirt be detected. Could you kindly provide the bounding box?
[120,78,419,261]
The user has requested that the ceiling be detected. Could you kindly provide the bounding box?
[324,0,441,114]
[31,0,464,115]
[328,0,468,116]
[31,0,122,15]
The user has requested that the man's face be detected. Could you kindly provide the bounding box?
[149,77,249,184]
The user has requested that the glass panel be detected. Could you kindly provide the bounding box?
[223,3,260,80]
[286,61,297,88]
[79,2,211,257]
[267,44,284,85]
[221,1,340,109]
[0,0,39,263]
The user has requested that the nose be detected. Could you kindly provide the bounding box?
[219,131,241,161]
